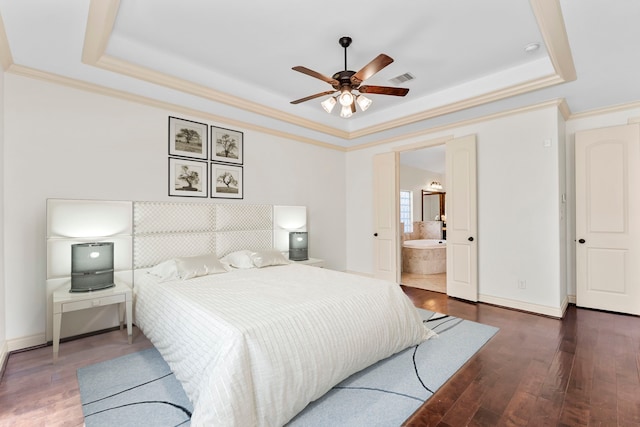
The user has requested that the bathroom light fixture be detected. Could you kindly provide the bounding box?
[429,181,443,190]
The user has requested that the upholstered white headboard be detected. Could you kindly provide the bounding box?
[132,201,274,269]
[45,199,306,341]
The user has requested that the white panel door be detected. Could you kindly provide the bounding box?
[446,135,478,301]
[575,123,640,315]
[373,152,400,282]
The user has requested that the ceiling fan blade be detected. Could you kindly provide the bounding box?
[351,54,394,84]
[290,90,337,104]
[292,66,339,86]
[358,85,409,96]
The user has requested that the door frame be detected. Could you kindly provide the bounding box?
[392,135,454,283]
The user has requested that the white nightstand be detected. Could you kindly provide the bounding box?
[291,257,325,268]
[52,279,132,362]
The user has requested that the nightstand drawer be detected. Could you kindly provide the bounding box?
[62,293,125,313]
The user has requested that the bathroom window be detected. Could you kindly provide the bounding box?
[400,190,413,233]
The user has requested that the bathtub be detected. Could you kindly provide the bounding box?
[402,239,446,274]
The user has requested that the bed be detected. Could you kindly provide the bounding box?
[134,251,434,426]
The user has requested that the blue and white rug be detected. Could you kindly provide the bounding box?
[77,310,498,427]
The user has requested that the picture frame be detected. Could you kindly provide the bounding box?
[211,125,243,165]
[168,157,208,198]
[211,163,243,199]
[168,116,208,160]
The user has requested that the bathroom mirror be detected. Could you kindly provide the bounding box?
[422,191,445,221]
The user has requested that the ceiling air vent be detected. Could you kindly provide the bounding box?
[389,72,415,85]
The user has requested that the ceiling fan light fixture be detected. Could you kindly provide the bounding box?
[356,94,372,111]
[340,105,353,118]
[338,89,354,107]
[290,36,409,118]
[321,96,337,113]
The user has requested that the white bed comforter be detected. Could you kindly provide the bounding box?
[134,264,432,426]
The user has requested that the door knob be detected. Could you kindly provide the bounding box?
[374,233,378,237]
[468,237,474,242]
[578,238,586,244]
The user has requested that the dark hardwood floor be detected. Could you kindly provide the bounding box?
[402,286,640,427]
[0,327,153,426]
[1,287,639,426]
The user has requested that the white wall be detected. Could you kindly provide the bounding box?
[347,106,566,315]
[3,73,346,348]
[0,62,7,363]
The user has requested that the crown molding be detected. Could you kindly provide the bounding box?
[557,98,571,120]
[0,11,14,70]
[13,60,640,155]
[569,100,640,121]
[11,0,640,153]
[83,1,348,141]
[8,61,571,155]
[82,0,574,142]
[529,0,577,82]
[347,98,568,152]
[81,0,119,65]
[349,74,565,140]
[7,64,346,152]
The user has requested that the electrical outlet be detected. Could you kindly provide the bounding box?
[518,280,526,289]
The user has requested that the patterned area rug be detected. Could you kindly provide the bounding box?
[77,309,498,427]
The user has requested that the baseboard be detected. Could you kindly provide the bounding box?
[0,340,8,381]
[479,293,565,318]
[567,294,576,304]
[7,333,46,352]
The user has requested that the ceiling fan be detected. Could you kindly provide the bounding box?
[290,36,409,118]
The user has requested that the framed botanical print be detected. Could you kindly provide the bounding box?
[211,125,243,165]
[211,163,243,199]
[169,157,208,197]
[169,116,208,160]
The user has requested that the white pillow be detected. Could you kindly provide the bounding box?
[175,254,230,279]
[148,259,179,281]
[220,250,255,269]
[250,250,290,268]
[148,254,229,281]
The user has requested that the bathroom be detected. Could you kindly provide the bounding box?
[400,146,446,293]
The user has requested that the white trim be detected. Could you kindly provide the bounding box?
[0,341,8,372]
[347,99,567,152]
[8,64,345,152]
[479,293,567,318]
[0,11,13,70]
[567,294,576,304]
[7,334,46,352]
[82,0,573,142]
[528,0,577,82]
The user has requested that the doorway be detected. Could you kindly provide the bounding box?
[399,145,447,293]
